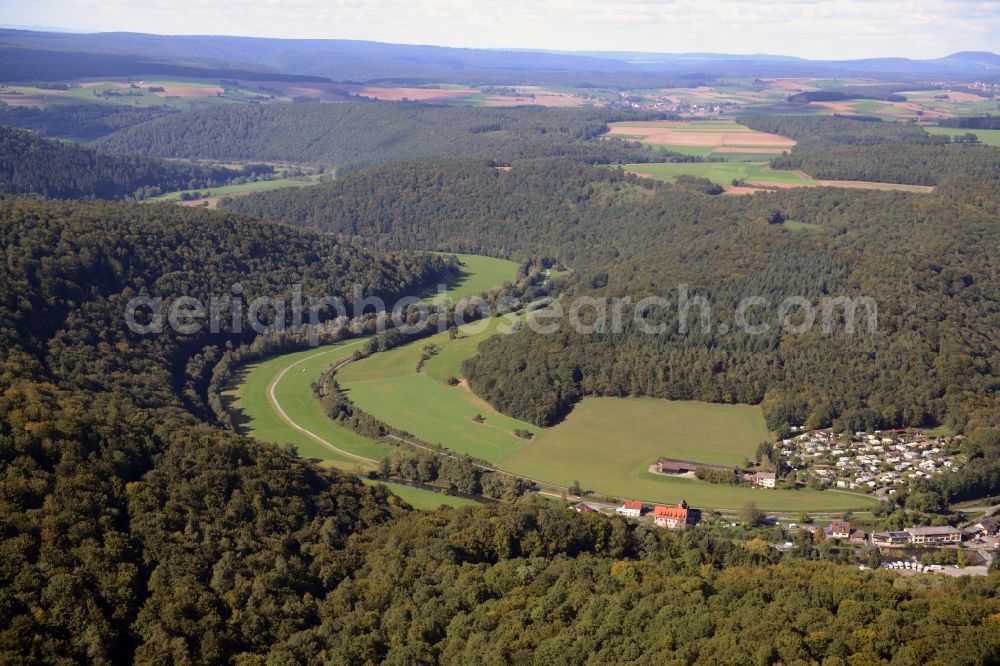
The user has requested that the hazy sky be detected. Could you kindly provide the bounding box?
[4,0,999,59]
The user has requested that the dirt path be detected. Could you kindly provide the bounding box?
[266,340,376,463]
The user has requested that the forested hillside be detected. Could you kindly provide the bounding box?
[2,197,1000,664]
[225,157,1000,441]
[0,197,454,662]
[739,115,1000,187]
[0,102,178,142]
[0,125,271,199]
[0,175,999,660]
[92,103,678,171]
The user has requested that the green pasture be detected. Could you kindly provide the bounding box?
[422,253,520,305]
[924,127,1000,147]
[147,175,323,202]
[625,161,817,186]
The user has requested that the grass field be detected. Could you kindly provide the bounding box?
[423,254,520,305]
[339,316,537,462]
[500,397,875,511]
[339,317,876,511]
[230,253,877,511]
[607,120,795,159]
[147,175,323,203]
[626,162,934,194]
[924,127,1000,147]
[221,339,389,471]
[625,161,818,186]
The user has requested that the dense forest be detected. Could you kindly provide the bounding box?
[0,125,275,199]
[92,103,681,171]
[1,89,1000,661]
[0,197,458,662]
[939,115,1000,129]
[0,102,179,141]
[2,198,1000,663]
[738,115,1000,186]
[224,156,999,439]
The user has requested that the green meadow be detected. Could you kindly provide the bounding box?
[147,175,323,202]
[423,253,520,305]
[625,161,817,186]
[363,479,480,510]
[230,253,877,511]
[338,316,537,462]
[924,127,1000,147]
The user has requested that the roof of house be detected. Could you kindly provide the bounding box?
[874,530,911,539]
[978,516,999,530]
[905,526,961,536]
[829,520,851,534]
[571,502,597,513]
[622,500,643,511]
[654,505,689,520]
[756,472,776,479]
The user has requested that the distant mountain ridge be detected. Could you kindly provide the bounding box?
[0,28,997,85]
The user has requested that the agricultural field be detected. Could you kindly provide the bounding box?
[925,126,1000,147]
[607,120,795,158]
[624,161,816,187]
[502,397,875,511]
[0,76,356,109]
[338,316,536,462]
[422,254,520,305]
[221,338,390,471]
[225,255,520,465]
[625,161,934,194]
[146,174,325,207]
[896,90,999,118]
[230,253,878,510]
[337,305,877,511]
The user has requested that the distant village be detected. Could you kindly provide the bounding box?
[779,428,964,496]
[579,498,999,573]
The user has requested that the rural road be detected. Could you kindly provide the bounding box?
[266,339,377,464]
[265,340,576,499]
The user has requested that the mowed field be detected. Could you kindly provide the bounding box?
[924,127,1000,147]
[338,316,537,462]
[147,175,324,206]
[423,254,520,305]
[221,338,390,470]
[338,310,876,511]
[625,162,934,194]
[501,398,873,511]
[624,161,816,187]
[231,253,876,511]
[607,120,795,158]
[362,479,479,510]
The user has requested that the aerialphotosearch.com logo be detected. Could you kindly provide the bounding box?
[124,283,878,343]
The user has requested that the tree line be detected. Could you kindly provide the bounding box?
[0,124,275,199]
[92,102,686,172]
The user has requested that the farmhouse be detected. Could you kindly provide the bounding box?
[828,520,852,540]
[571,502,599,514]
[905,526,963,545]
[752,472,776,489]
[616,500,643,518]
[971,517,1000,536]
[653,502,689,530]
[872,531,912,547]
